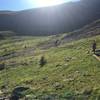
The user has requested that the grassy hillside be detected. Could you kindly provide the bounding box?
[0,32,100,99]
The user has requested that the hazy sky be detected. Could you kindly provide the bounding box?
[0,0,80,11]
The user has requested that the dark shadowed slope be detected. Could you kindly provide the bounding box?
[62,19,100,42]
[0,0,100,35]
[29,19,100,49]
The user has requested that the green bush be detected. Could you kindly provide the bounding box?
[39,56,47,67]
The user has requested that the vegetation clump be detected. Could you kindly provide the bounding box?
[39,56,47,67]
[0,63,5,71]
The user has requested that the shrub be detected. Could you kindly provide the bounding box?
[39,56,47,67]
[0,63,5,71]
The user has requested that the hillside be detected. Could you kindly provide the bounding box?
[62,19,100,42]
[33,19,100,49]
[0,0,100,35]
[0,22,100,99]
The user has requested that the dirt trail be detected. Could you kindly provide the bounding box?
[93,54,100,61]
[0,47,35,61]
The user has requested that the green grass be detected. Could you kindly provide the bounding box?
[0,34,100,100]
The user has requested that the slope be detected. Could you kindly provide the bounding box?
[0,34,100,99]
[62,19,100,42]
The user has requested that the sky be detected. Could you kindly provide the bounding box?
[0,0,80,11]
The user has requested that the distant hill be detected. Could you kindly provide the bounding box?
[0,0,100,35]
[62,19,100,42]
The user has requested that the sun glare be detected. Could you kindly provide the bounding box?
[36,0,65,7]
[28,0,66,8]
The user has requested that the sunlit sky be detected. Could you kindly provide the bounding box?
[0,0,80,11]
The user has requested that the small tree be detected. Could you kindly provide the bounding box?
[55,40,60,47]
[92,40,96,54]
[39,56,47,67]
[0,63,5,70]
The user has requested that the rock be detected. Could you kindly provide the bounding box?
[64,64,68,66]
[53,82,64,90]
[63,78,74,82]
[72,57,77,60]
[56,64,62,67]
[25,95,38,99]
[82,88,92,96]
[64,57,72,62]
[64,57,77,62]
[75,71,80,74]
[42,77,48,81]
[0,97,10,100]
[86,50,90,54]
[0,90,3,94]
[10,86,29,100]
[63,79,68,82]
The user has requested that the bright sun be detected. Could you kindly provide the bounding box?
[28,0,66,8]
[36,0,65,7]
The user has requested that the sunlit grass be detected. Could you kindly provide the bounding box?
[0,34,100,99]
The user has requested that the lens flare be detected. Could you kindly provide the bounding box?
[28,0,67,8]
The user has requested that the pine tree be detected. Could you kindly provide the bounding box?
[39,56,47,67]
